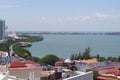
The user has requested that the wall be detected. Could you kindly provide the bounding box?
[63,71,93,80]
[76,62,107,72]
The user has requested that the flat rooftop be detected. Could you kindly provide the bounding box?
[77,58,98,63]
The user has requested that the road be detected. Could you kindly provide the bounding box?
[9,44,14,56]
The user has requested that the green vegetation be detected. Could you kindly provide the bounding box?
[12,35,43,59]
[1,34,120,66]
[0,34,43,59]
[13,44,32,59]
[0,42,9,52]
[0,39,15,56]
[39,54,60,66]
[0,35,43,52]
[70,47,120,62]
[32,56,40,62]
[31,54,61,66]
[71,47,91,60]
[107,56,120,62]
[0,39,14,51]
[82,47,91,59]
[97,56,106,62]
[18,35,43,42]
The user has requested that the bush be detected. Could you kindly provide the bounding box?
[13,44,32,59]
[39,54,60,65]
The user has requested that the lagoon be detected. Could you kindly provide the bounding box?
[27,35,120,58]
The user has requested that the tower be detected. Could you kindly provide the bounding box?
[0,19,5,40]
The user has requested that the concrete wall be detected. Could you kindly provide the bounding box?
[63,71,93,80]
[76,62,107,72]
[76,61,120,72]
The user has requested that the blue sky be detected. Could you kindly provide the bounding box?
[0,0,120,31]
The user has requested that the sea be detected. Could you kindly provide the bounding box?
[26,34,120,58]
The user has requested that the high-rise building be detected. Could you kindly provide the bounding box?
[0,19,5,40]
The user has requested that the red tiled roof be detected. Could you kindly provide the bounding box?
[25,60,38,64]
[10,61,26,68]
[79,58,98,63]
[97,76,118,80]
[106,68,119,74]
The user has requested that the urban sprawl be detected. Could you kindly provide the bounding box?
[1,19,120,80]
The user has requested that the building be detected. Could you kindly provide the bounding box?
[63,71,93,80]
[8,60,53,80]
[6,31,20,39]
[87,61,120,80]
[0,71,9,80]
[0,20,5,40]
[0,69,25,80]
[75,58,107,72]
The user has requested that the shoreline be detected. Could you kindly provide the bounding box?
[17,31,120,35]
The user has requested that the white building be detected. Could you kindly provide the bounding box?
[0,51,8,64]
[6,31,19,39]
[75,58,107,72]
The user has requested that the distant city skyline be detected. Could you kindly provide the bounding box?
[0,0,120,31]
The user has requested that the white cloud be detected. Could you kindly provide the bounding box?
[0,4,19,9]
[39,13,120,26]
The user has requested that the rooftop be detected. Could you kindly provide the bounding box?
[10,61,26,68]
[0,51,8,58]
[79,58,98,63]
[97,75,119,80]
[0,71,9,80]
[9,68,48,79]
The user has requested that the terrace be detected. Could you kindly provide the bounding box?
[63,71,93,80]
[0,70,9,80]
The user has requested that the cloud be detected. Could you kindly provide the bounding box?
[39,13,120,26]
[0,4,19,9]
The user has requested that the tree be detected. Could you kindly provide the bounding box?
[82,47,91,60]
[13,44,32,58]
[74,53,78,60]
[78,51,82,60]
[107,57,117,62]
[71,52,82,60]
[118,56,120,62]
[98,57,106,62]
[39,54,60,65]
[70,54,75,60]
[32,56,40,62]
[96,54,100,59]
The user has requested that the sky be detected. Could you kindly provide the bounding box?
[0,0,120,32]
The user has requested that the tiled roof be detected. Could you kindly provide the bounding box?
[97,75,118,80]
[10,61,26,68]
[9,68,48,79]
[25,60,39,64]
[106,68,119,74]
[79,58,98,63]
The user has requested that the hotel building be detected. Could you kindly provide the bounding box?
[0,19,5,40]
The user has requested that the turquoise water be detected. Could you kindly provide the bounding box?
[27,35,120,58]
